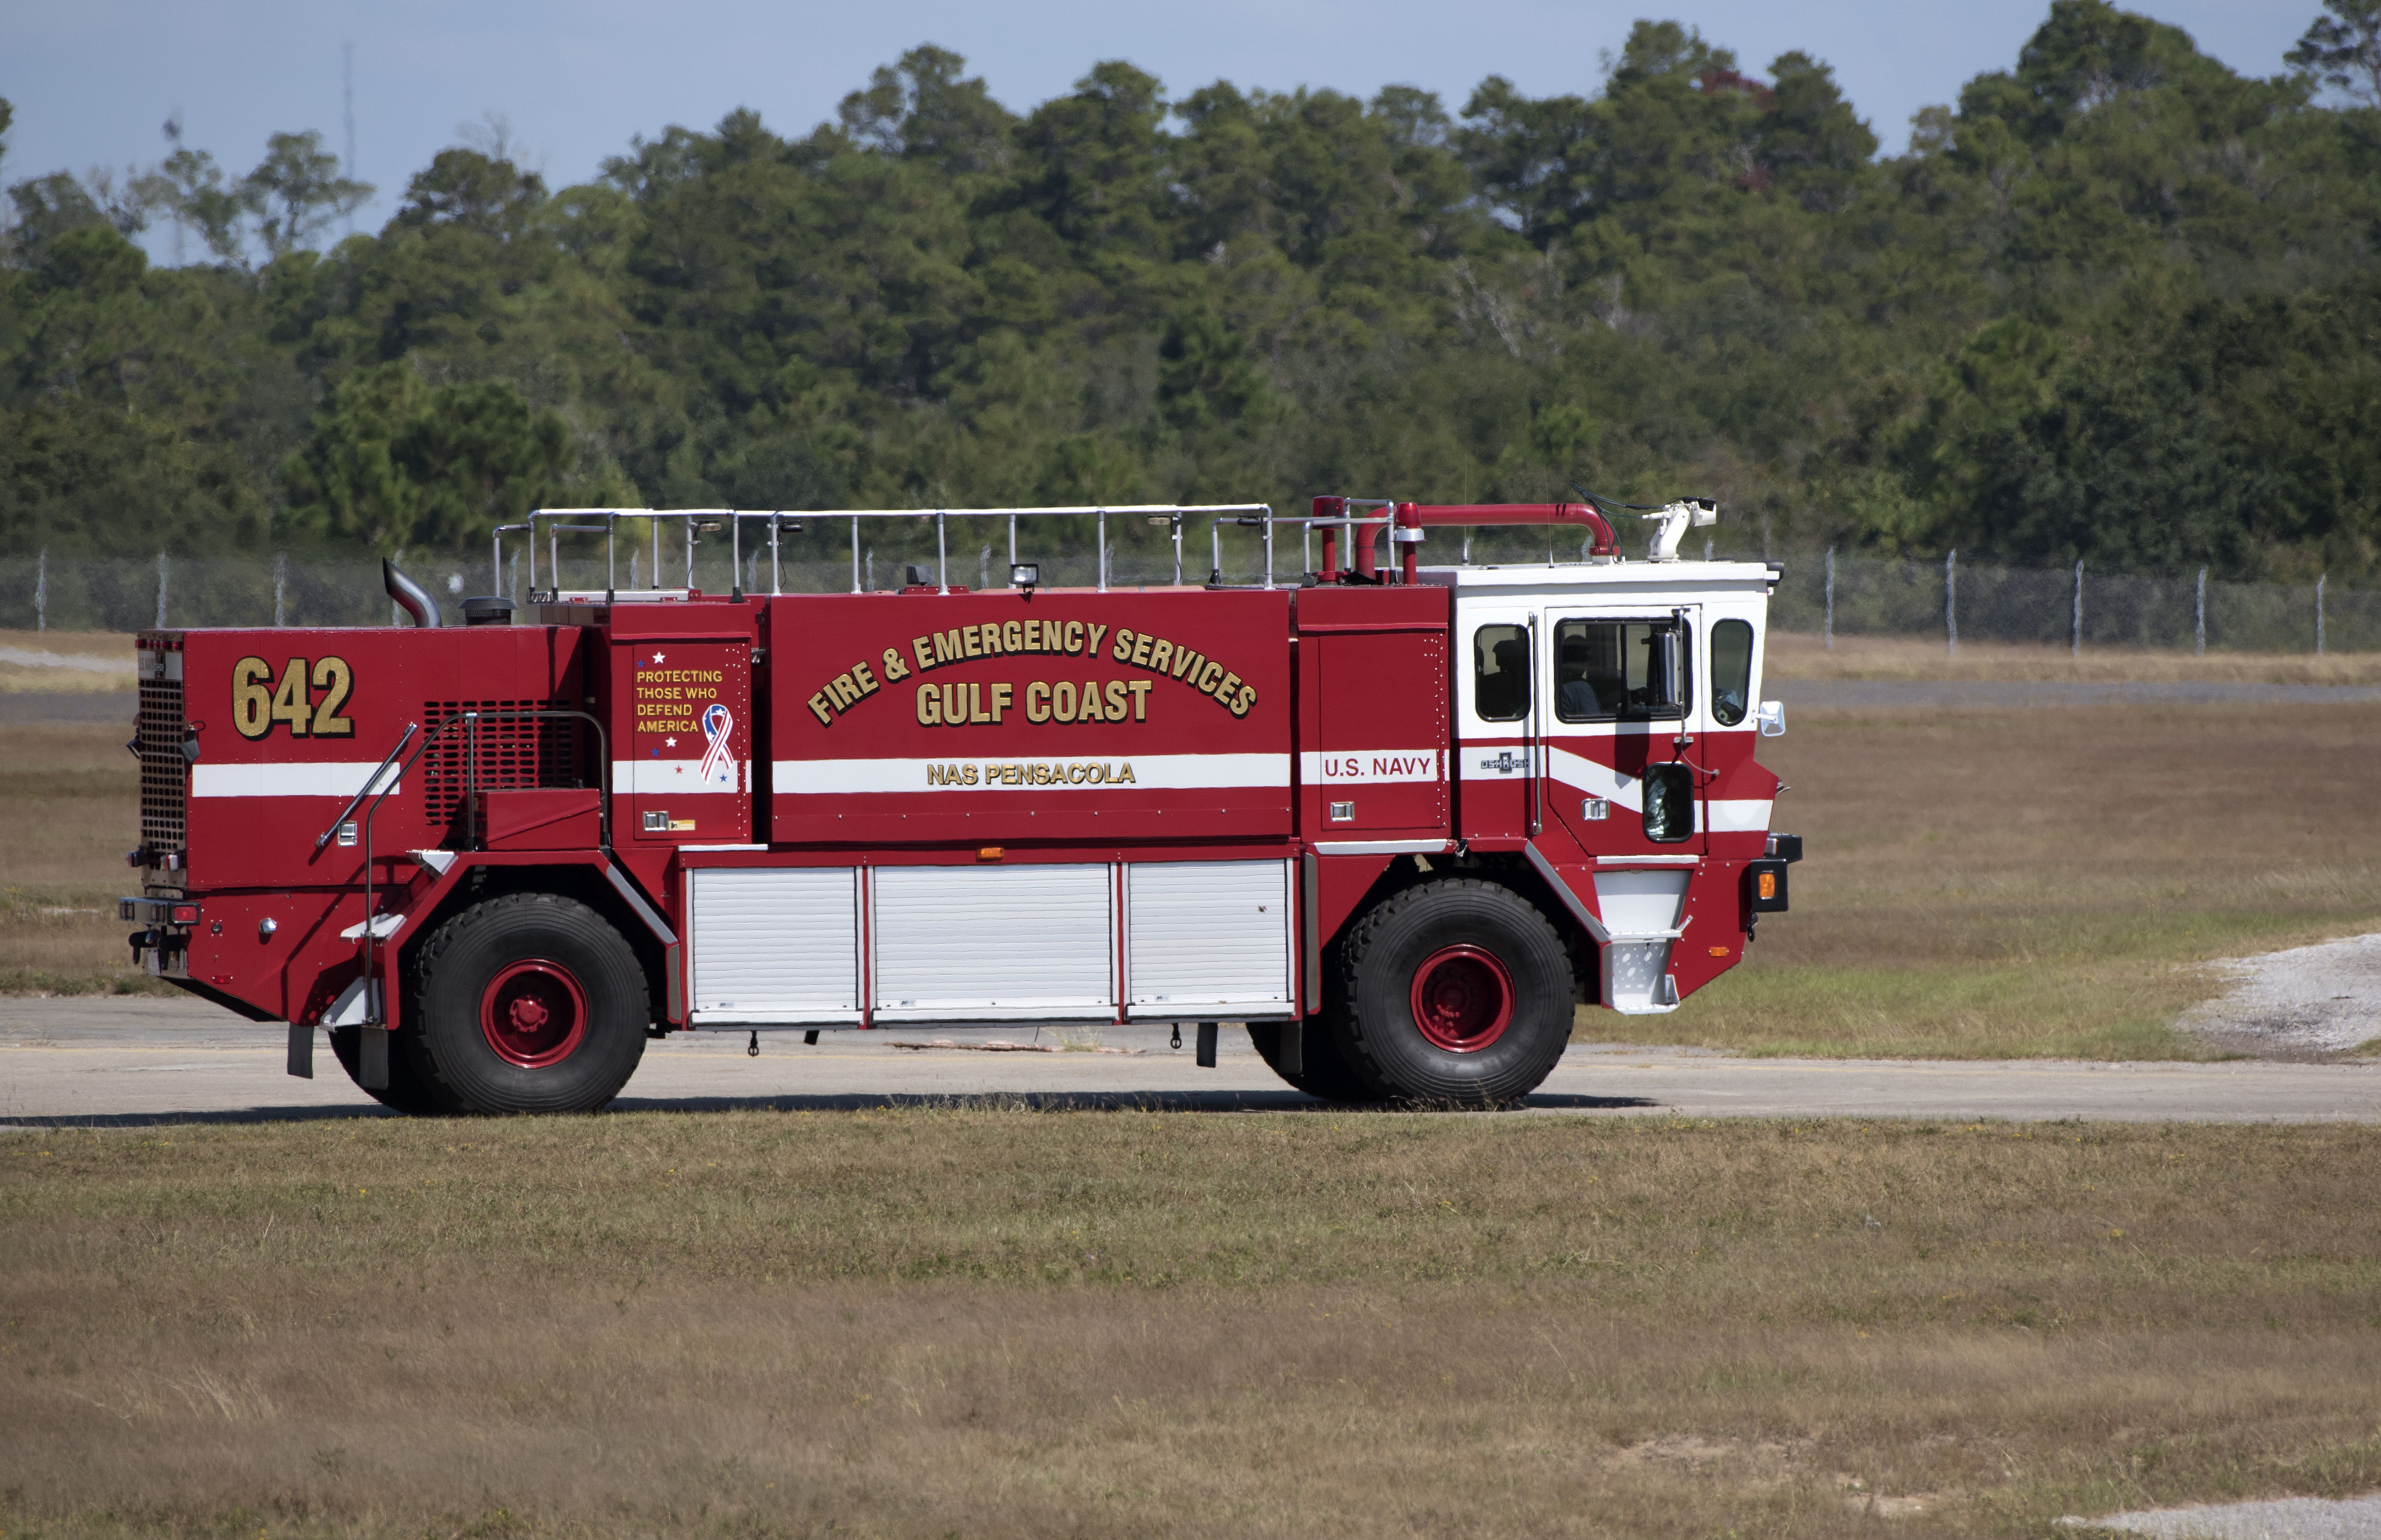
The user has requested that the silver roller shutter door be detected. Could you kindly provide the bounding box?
[687,866,861,1024]
[1125,860,1293,1015]
[872,863,1115,1021]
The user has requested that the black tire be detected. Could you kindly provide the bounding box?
[327,1023,458,1116]
[407,893,649,1115]
[1247,1020,1376,1102]
[1330,879,1574,1107]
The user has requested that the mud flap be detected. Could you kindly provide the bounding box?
[286,1023,313,1079]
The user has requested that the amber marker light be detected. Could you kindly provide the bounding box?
[978,847,1004,862]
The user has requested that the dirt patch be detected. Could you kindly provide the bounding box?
[0,630,135,694]
[2178,934,2381,1060]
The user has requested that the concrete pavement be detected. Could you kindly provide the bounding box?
[4,996,2377,1127]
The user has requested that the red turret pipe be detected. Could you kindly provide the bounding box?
[1313,496,1343,580]
[1395,501,1620,579]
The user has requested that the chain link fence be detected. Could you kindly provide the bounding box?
[3,540,2372,654]
[1768,550,2377,655]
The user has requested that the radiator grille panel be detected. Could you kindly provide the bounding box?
[421,700,581,828]
[138,676,186,855]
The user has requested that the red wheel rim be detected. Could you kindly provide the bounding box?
[1409,945,1514,1053]
[479,960,588,1069]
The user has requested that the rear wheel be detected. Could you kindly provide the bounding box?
[1330,880,1573,1107]
[410,893,648,1115]
[1247,1020,1374,1102]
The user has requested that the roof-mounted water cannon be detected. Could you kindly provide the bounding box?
[1642,498,1718,563]
[1385,500,1622,583]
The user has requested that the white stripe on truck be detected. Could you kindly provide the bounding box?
[771,753,1290,794]
[190,761,401,799]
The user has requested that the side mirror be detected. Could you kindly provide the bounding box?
[1649,630,1681,708]
[1756,700,1785,738]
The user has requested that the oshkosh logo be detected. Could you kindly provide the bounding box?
[1478,750,1526,774]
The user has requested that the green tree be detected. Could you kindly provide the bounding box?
[2288,0,2381,104]
[282,363,580,552]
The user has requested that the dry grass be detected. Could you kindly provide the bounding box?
[4,1112,2379,1539]
[0,631,136,695]
[1767,630,2381,684]
[1627,701,2381,1059]
[0,719,165,997]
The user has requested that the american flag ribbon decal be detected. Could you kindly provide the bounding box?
[698,702,735,786]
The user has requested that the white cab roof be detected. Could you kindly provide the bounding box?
[1419,560,1780,599]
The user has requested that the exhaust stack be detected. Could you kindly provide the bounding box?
[383,559,441,628]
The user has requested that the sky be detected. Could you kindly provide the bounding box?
[0,0,2322,259]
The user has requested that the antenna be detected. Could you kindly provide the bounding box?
[342,42,357,235]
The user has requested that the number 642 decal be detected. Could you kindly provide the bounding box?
[232,657,355,738]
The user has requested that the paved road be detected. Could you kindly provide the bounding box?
[3,997,2376,1127]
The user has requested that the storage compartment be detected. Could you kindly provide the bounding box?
[1125,860,1294,1017]
[872,863,1114,1022]
[686,866,861,1024]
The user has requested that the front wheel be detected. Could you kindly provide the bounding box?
[409,893,649,1115]
[328,1024,457,1116]
[1330,880,1574,1107]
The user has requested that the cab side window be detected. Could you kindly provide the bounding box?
[1554,618,1687,722]
[1710,619,1753,727]
[1473,625,1529,721]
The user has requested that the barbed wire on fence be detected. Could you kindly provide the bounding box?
[1,541,2369,654]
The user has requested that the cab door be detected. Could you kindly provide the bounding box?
[1452,602,1541,842]
[1540,604,1705,858]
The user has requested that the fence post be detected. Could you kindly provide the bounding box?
[2317,573,2326,655]
[273,552,287,627]
[1824,546,1835,650]
[34,548,45,633]
[2195,566,2206,656]
[1945,550,1957,656]
[156,552,169,628]
[2072,560,2083,658]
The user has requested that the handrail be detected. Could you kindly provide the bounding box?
[523,503,1278,597]
[519,494,1668,598]
[457,708,613,851]
[315,723,417,854]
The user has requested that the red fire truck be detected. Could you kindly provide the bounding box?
[120,497,1799,1114]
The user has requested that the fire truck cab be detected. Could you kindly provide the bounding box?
[121,496,1800,1114]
